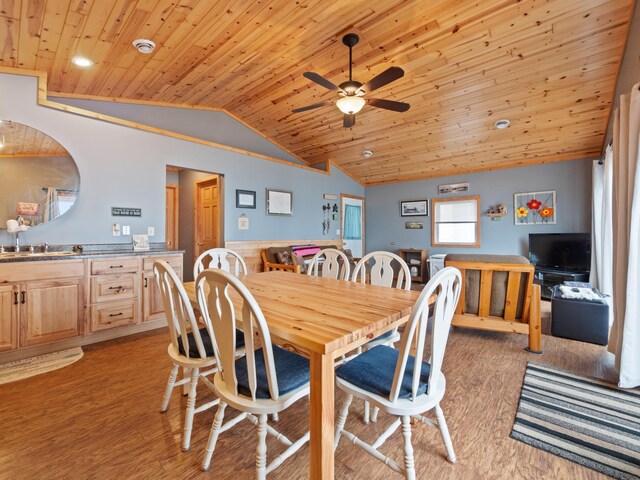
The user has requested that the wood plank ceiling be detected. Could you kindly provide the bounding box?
[0,121,69,156]
[0,0,634,185]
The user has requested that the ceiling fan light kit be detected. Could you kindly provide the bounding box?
[336,96,366,114]
[292,33,410,127]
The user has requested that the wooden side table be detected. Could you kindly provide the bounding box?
[399,249,429,283]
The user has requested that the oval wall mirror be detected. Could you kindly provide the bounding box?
[0,121,80,229]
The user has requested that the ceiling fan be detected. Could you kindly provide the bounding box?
[292,33,410,128]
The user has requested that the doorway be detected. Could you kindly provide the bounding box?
[341,194,365,258]
[165,184,179,250]
[194,175,223,260]
[166,167,224,281]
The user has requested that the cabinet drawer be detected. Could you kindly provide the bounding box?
[91,257,139,275]
[143,255,183,272]
[91,300,139,332]
[91,274,138,303]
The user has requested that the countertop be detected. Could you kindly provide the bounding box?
[0,247,184,263]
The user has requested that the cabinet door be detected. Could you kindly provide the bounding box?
[0,285,18,352]
[21,278,83,347]
[143,270,182,322]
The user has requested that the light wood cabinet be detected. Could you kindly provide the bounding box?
[0,284,18,352]
[0,260,85,351]
[89,256,140,332]
[142,254,183,322]
[0,252,182,359]
[20,278,84,347]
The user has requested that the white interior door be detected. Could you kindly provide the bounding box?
[341,194,364,258]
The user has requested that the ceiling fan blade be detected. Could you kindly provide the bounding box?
[291,100,333,113]
[368,98,411,112]
[360,66,405,94]
[303,72,338,91]
[343,113,356,128]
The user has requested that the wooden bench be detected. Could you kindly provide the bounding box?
[445,254,542,353]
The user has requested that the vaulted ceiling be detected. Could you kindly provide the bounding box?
[0,0,634,185]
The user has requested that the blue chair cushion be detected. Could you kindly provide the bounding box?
[235,346,310,399]
[336,345,431,399]
[178,328,245,358]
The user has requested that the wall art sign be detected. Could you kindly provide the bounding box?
[266,189,292,215]
[438,182,469,194]
[405,221,424,229]
[400,200,428,217]
[236,189,256,209]
[112,207,142,217]
[513,190,556,225]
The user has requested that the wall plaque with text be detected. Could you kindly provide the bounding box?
[111,207,142,217]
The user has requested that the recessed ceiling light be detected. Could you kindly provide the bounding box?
[72,56,94,67]
[495,119,510,129]
[362,150,373,158]
[132,39,156,54]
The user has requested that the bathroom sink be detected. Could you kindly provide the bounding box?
[0,251,78,259]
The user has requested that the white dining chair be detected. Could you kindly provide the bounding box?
[306,247,350,280]
[334,267,462,479]
[196,269,311,479]
[154,260,245,452]
[351,251,412,422]
[193,247,248,279]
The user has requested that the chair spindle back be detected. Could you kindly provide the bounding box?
[389,267,461,402]
[195,269,281,400]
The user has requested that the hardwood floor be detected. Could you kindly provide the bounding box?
[0,301,618,479]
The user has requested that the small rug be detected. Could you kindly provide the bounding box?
[0,347,84,385]
[511,362,640,480]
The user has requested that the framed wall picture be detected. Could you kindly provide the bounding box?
[513,190,556,225]
[266,189,293,215]
[400,200,428,217]
[236,189,256,209]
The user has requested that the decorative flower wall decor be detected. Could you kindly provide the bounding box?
[513,190,556,225]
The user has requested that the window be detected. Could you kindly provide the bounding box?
[431,195,480,247]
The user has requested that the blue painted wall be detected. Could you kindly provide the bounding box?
[0,73,363,246]
[365,159,593,257]
[51,97,305,165]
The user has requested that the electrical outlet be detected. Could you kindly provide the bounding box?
[147,226,155,236]
[336,229,340,235]
[122,225,130,235]
[112,224,121,236]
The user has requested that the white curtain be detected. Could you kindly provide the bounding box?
[43,187,60,222]
[590,147,613,304]
[608,81,640,389]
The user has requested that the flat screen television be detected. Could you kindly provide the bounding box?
[528,233,591,273]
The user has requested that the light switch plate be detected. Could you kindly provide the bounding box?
[112,224,121,236]
[122,225,131,235]
[336,229,340,235]
[147,226,155,236]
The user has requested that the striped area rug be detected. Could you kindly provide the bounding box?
[511,362,640,480]
[0,347,83,385]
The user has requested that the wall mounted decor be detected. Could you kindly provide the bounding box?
[438,182,469,194]
[514,190,556,225]
[485,203,507,221]
[400,200,428,217]
[405,221,424,229]
[236,189,256,209]
[266,189,292,215]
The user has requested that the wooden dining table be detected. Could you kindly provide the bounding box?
[183,270,421,480]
